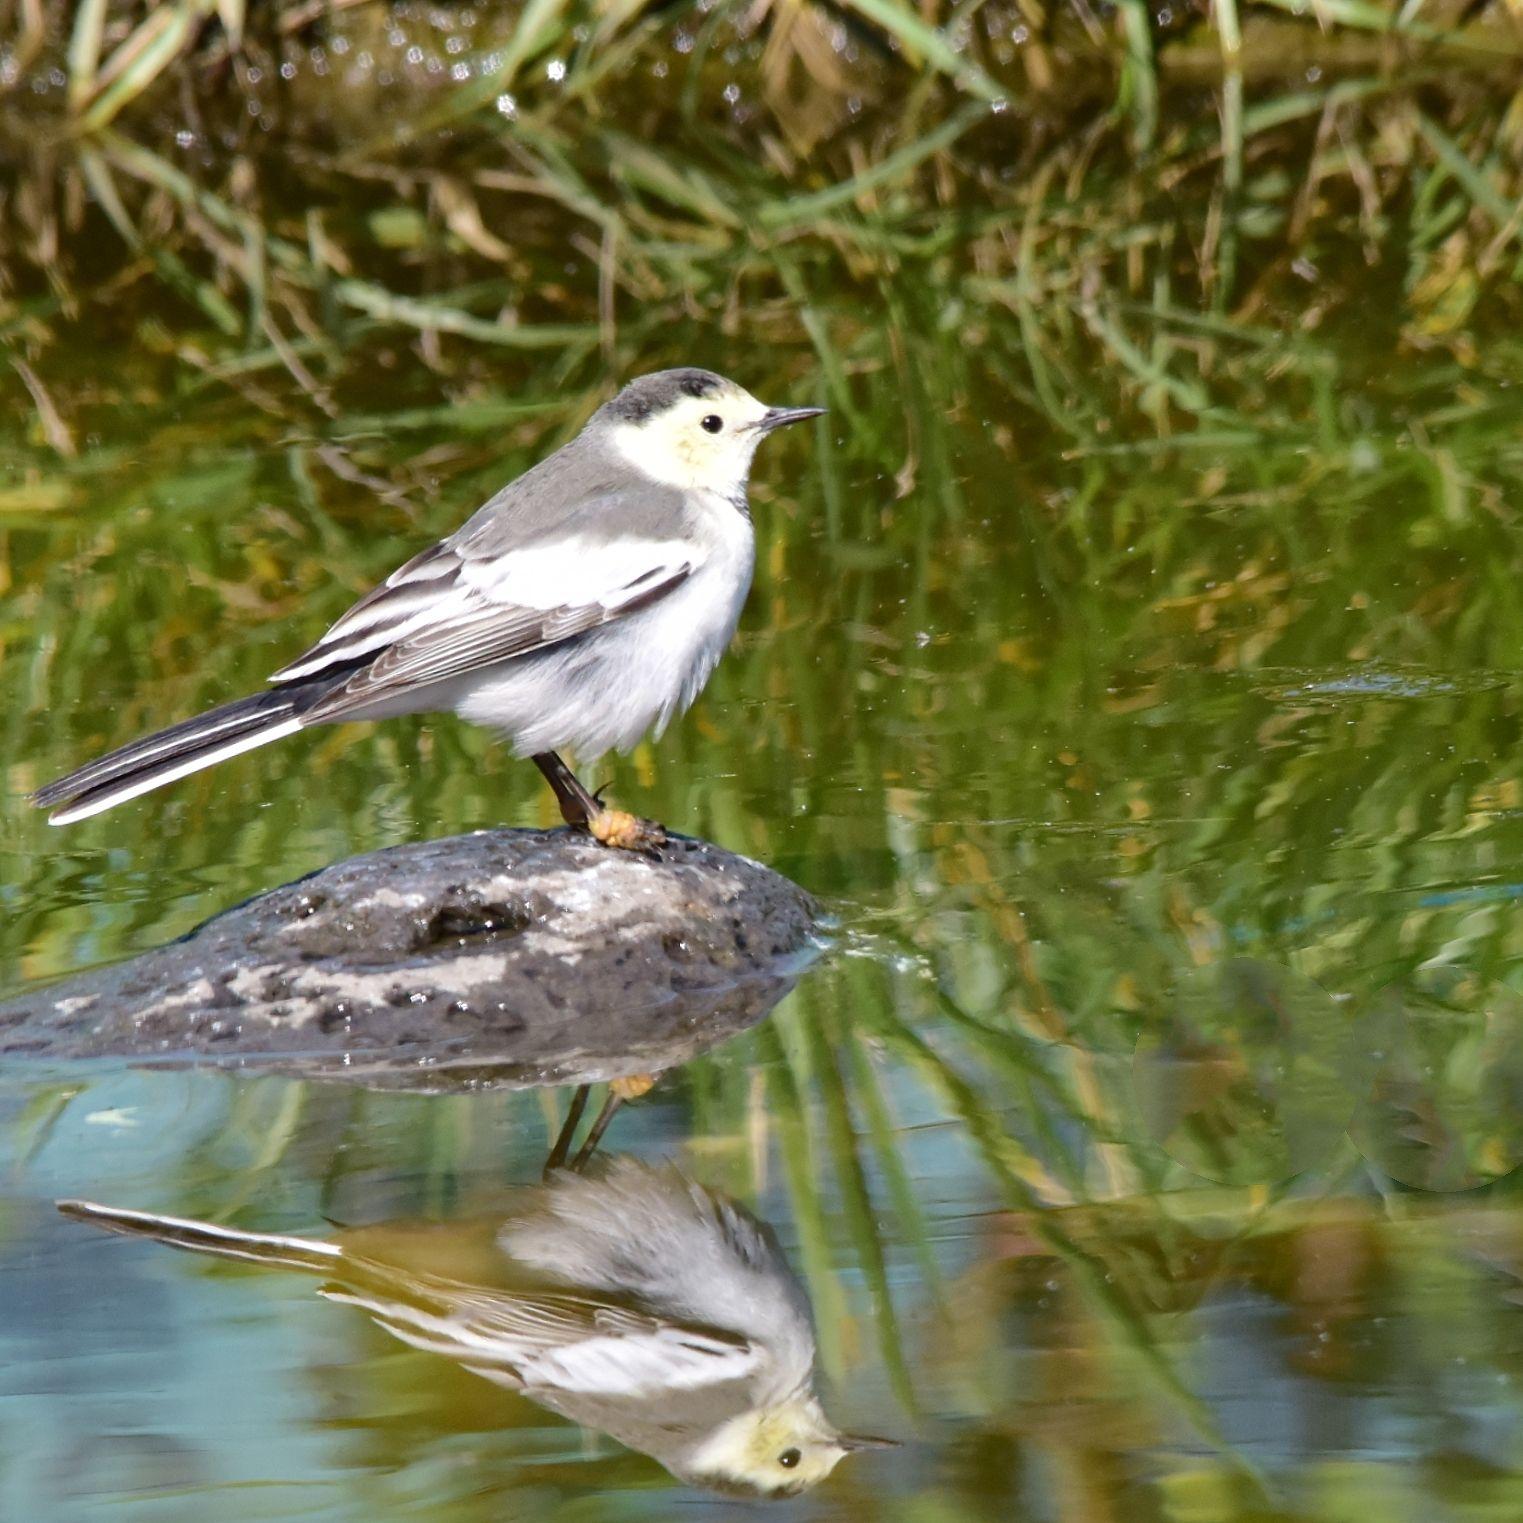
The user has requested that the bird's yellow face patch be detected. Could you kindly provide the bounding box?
[687,1396,850,1496]
[608,383,772,494]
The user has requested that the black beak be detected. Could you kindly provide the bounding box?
[755,405,825,433]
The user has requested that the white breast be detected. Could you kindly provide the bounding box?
[663,490,755,705]
[451,492,755,759]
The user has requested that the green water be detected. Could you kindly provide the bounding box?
[7,12,1523,1519]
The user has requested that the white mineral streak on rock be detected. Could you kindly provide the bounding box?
[147,978,214,1014]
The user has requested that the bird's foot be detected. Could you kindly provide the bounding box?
[586,807,666,857]
[566,1072,657,1171]
[610,1073,656,1102]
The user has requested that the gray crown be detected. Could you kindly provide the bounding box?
[600,368,726,425]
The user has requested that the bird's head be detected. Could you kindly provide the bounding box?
[595,368,823,497]
[675,1392,894,1499]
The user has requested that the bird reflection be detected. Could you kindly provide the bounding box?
[58,1158,891,1498]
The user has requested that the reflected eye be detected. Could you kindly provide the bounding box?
[701,414,724,434]
[778,1448,801,1469]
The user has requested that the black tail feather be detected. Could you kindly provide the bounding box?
[32,682,330,822]
[57,1199,343,1275]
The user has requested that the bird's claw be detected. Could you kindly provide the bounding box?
[609,1073,656,1102]
[586,807,667,858]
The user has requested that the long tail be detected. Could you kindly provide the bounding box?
[57,1198,344,1275]
[32,683,326,826]
[56,1197,523,1384]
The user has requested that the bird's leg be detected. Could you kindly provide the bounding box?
[544,1083,591,1175]
[570,1074,656,1172]
[531,751,666,855]
[532,750,601,824]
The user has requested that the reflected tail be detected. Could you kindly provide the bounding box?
[57,1198,344,1275]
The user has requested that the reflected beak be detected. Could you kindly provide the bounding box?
[836,1433,901,1451]
[754,405,826,433]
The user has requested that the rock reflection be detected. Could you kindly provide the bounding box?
[58,1156,891,1498]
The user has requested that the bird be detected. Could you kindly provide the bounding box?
[32,369,823,849]
[57,1157,892,1497]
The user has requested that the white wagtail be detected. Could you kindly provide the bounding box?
[58,1158,891,1497]
[33,369,822,848]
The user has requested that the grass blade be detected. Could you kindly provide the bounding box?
[65,0,110,108]
[837,0,1003,102]
[758,101,988,229]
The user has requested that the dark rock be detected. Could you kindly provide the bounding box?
[0,829,819,1091]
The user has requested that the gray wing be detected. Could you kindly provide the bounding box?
[270,478,696,719]
[501,1159,817,1351]
[322,1280,763,1395]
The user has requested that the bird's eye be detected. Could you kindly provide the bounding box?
[778,1448,802,1469]
[701,414,724,434]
